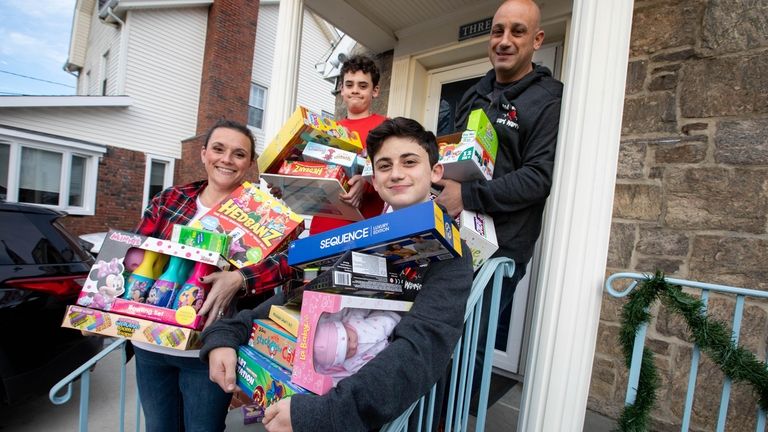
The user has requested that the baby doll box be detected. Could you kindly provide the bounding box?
[236,345,307,406]
[284,250,408,305]
[260,161,364,222]
[258,106,363,174]
[301,141,360,177]
[191,181,305,268]
[62,305,202,350]
[291,291,413,395]
[269,305,302,337]
[249,319,297,371]
[438,138,495,182]
[457,210,499,271]
[287,200,462,270]
[74,229,230,330]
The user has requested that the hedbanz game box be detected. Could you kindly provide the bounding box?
[192,181,305,268]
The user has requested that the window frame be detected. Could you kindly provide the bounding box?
[247,83,268,131]
[0,126,105,215]
[141,154,175,215]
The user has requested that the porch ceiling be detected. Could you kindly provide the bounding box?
[305,0,573,53]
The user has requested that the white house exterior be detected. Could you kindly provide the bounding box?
[0,0,336,225]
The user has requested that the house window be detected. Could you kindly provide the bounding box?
[0,129,104,215]
[142,155,174,212]
[248,84,267,129]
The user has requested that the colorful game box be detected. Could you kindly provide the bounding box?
[439,138,495,182]
[269,305,302,337]
[258,106,363,174]
[261,162,363,221]
[62,305,201,350]
[250,319,297,371]
[287,200,462,269]
[171,224,231,256]
[74,230,230,330]
[302,141,360,177]
[464,108,498,163]
[192,181,305,268]
[237,345,307,405]
[457,210,499,270]
[291,291,413,395]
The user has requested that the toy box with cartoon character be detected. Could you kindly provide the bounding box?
[291,291,413,395]
[62,305,202,350]
[74,230,230,330]
[302,141,360,177]
[269,305,301,337]
[284,250,409,305]
[236,345,307,405]
[258,106,363,174]
[249,319,297,371]
[192,181,305,268]
[261,161,363,222]
[287,200,462,270]
[457,210,499,270]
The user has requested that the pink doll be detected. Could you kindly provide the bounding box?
[313,309,402,383]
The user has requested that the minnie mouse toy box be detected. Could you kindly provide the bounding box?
[61,229,230,348]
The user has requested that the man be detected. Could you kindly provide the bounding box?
[435,0,563,408]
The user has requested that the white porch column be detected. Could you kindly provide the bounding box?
[518,0,635,430]
[263,0,304,142]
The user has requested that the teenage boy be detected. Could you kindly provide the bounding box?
[310,55,386,235]
[201,118,474,432]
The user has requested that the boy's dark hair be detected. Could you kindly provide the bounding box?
[367,117,440,168]
[203,119,256,161]
[340,55,380,87]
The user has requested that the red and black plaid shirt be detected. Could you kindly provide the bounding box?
[136,180,296,296]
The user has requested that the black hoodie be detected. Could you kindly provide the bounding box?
[454,64,563,264]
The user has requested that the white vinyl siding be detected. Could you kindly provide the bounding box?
[250,5,335,154]
[82,7,120,96]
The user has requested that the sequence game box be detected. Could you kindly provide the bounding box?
[287,200,462,269]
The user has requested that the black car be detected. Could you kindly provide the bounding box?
[0,202,103,405]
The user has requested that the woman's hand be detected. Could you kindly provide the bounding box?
[198,270,243,328]
[339,174,365,209]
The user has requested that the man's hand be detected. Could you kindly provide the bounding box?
[208,347,238,393]
[339,174,365,208]
[264,398,293,432]
[434,179,464,217]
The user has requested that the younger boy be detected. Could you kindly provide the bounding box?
[201,118,474,432]
[309,55,386,235]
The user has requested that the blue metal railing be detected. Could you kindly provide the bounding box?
[381,257,515,432]
[605,272,768,432]
[49,338,141,432]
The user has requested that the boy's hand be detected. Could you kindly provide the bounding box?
[264,398,293,432]
[434,179,464,217]
[208,347,238,393]
[339,174,365,208]
[266,182,283,199]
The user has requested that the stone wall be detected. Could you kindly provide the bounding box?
[589,0,768,430]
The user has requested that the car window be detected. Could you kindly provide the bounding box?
[0,211,91,265]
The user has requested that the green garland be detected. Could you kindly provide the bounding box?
[617,272,768,431]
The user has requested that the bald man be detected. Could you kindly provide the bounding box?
[436,0,563,410]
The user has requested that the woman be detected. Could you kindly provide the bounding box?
[133,119,289,432]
